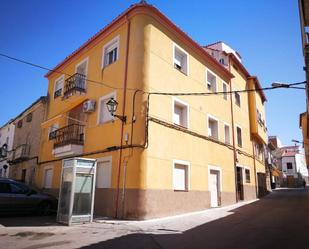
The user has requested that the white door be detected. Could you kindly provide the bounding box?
[44,168,53,189]
[209,170,219,207]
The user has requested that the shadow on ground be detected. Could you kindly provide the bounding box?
[79,188,309,249]
[0,214,59,227]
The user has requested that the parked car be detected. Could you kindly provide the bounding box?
[0,178,57,216]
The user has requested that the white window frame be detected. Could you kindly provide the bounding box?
[224,122,230,144]
[244,167,251,183]
[236,125,243,148]
[53,75,64,99]
[48,123,59,140]
[96,156,112,188]
[102,35,120,68]
[173,43,189,75]
[208,165,223,192]
[206,69,217,92]
[222,82,228,100]
[207,114,219,140]
[172,159,190,191]
[235,91,241,107]
[172,97,189,128]
[43,166,53,189]
[75,57,89,76]
[75,57,89,91]
[97,91,116,125]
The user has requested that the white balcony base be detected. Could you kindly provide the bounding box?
[53,144,83,158]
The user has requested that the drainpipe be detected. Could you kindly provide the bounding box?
[114,16,131,219]
[228,56,238,203]
[252,142,258,198]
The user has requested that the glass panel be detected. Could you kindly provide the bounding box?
[58,167,73,221]
[72,174,93,215]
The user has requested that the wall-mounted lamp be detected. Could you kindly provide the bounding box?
[106,98,127,123]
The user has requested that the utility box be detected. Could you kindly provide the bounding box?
[57,158,96,226]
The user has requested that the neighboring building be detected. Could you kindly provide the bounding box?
[265,137,282,189]
[298,0,309,167]
[38,2,268,219]
[205,42,268,198]
[0,120,15,177]
[280,146,308,187]
[8,97,47,186]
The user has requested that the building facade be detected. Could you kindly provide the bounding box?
[280,146,308,187]
[299,0,309,168]
[8,97,47,186]
[0,120,15,178]
[37,2,268,219]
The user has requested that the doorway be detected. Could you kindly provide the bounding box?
[209,169,221,207]
[236,167,244,201]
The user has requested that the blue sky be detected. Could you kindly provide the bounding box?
[0,0,305,145]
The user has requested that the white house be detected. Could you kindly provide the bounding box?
[0,120,15,178]
[281,146,308,187]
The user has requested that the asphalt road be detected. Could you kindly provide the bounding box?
[0,188,308,249]
[83,188,309,249]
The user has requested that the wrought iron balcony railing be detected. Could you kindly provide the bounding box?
[63,73,86,98]
[53,124,85,149]
[8,144,30,163]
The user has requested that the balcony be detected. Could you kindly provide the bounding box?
[52,124,85,157]
[63,73,86,99]
[9,144,30,164]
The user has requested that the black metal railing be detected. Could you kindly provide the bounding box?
[9,144,30,163]
[53,124,85,148]
[54,89,62,98]
[63,73,86,98]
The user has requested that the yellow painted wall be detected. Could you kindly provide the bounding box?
[38,8,266,199]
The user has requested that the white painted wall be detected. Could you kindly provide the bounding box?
[295,148,308,178]
[0,122,15,177]
[281,156,297,177]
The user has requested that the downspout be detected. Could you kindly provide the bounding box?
[115,16,131,219]
[228,55,238,203]
[252,142,258,198]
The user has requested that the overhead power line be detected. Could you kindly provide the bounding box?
[0,52,306,97]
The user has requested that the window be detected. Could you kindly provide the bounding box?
[223,82,228,100]
[54,75,64,98]
[98,92,116,124]
[102,36,119,67]
[173,44,188,75]
[287,162,293,169]
[208,116,219,140]
[43,168,53,189]
[10,183,29,194]
[224,124,230,144]
[48,124,59,140]
[245,169,250,183]
[219,58,225,65]
[235,92,241,107]
[207,70,216,92]
[173,98,189,128]
[17,120,23,128]
[26,113,32,122]
[96,158,112,188]
[236,126,242,147]
[173,161,189,191]
[0,182,10,193]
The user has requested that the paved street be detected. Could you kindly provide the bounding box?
[0,188,308,249]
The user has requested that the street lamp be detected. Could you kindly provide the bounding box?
[271,82,290,88]
[106,98,127,123]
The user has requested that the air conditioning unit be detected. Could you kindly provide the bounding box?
[83,100,96,113]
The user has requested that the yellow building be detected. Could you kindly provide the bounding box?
[37,2,268,219]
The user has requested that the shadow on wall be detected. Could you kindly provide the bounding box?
[78,188,309,249]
